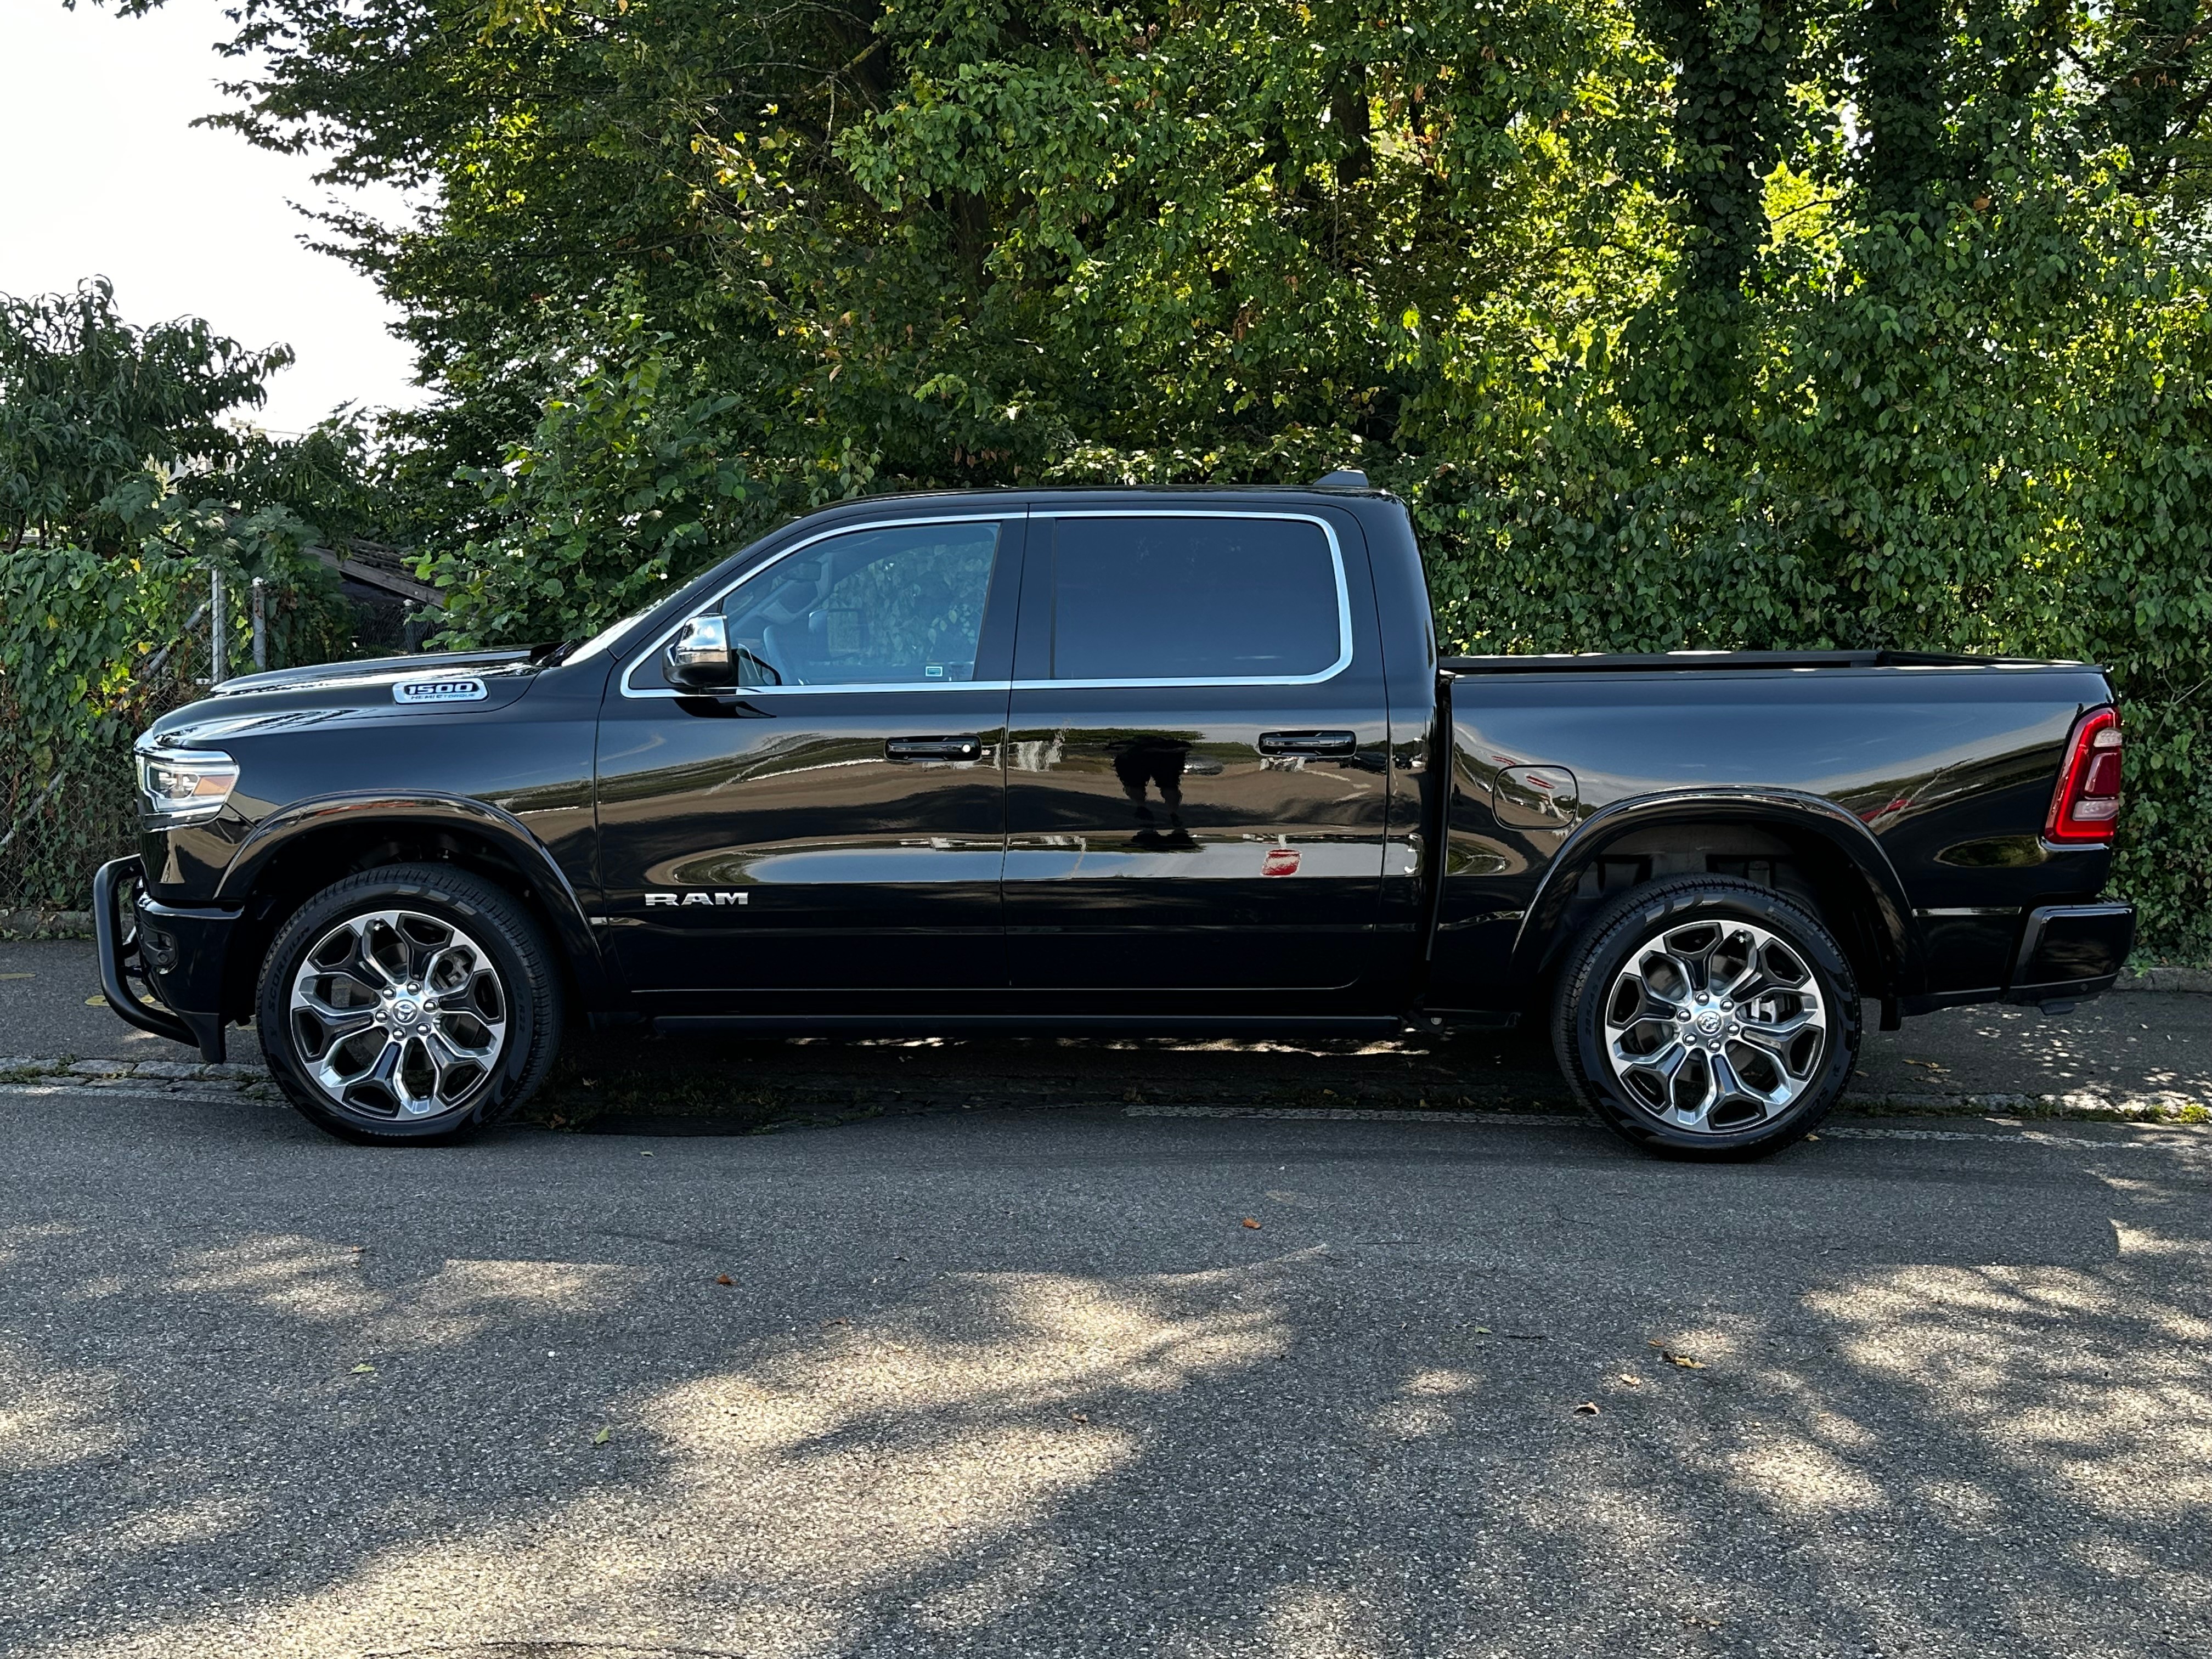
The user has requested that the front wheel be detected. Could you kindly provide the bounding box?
[1551,877,1861,1159]
[256,864,563,1144]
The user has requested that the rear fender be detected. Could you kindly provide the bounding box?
[1512,791,1921,997]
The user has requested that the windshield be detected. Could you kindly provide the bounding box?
[560,597,667,667]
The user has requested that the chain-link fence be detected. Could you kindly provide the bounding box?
[0,664,196,928]
[0,558,359,928]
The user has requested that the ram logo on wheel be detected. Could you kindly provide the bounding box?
[644,892,749,907]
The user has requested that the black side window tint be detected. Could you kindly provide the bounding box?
[1049,516,1343,681]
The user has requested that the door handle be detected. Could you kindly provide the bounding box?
[886,735,984,762]
[1259,730,1357,757]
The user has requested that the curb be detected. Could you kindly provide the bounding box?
[2117,966,2212,994]
[1132,1091,2210,1126]
[0,910,93,941]
[1125,1103,2211,1147]
[0,1057,269,1090]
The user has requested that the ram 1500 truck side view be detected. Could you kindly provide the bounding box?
[96,480,2136,1155]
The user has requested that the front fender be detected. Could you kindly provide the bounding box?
[218,792,612,1005]
[1511,789,1922,996]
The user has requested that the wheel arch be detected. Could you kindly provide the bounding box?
[1511,791,1920,1003]
[215,793,610,1020]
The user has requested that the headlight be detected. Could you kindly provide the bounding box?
[137,748,240,821]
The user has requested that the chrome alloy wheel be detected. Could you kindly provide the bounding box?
[1600,918,1829,1135]
[287,909,509,1119]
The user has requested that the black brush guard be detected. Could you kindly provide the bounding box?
[92,856,197,1048]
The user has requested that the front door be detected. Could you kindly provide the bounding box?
[596,514,1022,997]
[1002,509,1392,995]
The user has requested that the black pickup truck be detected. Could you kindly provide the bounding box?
[97,480,2135,1155]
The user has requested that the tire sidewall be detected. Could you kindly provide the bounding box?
[257,866,554,1143]
[1561,882,1860,1157]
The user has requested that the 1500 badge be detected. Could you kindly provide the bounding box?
[393,678,488,704]
[646,892,750,907]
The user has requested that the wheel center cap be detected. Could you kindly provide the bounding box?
[393,1000,420,1024]
[1695,1009,1723,1035]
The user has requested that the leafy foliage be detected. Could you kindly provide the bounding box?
[0,278,363,905]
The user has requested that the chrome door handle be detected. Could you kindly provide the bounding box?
[885,735,983,761]
[1259,730,1357,757]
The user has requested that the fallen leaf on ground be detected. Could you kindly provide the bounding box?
[1472,1325,1492,1334]
[1573,1401,1600,1415]
[1616,1373,1643,1386]
[1069,1410,1090,1424]
[1904,1058,1950,1073]
[1240,1217,1261,1229]
[715,1274,733,1286]
[351,1363,376,1375]
[823,1317,850,1327]
[84,995,106,1007]
[0,972,32,981]
[1648,1341,1707,1369]
[592,1426,610,1446]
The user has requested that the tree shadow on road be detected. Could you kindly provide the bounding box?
[1,1103,2208,1657]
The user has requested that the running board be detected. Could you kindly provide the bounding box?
[650,1013,1406,1039]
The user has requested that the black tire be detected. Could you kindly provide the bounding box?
[255,863,563,1144]
[1551,877,1860,1159]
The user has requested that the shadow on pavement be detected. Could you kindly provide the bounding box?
[5,939,2209,1130]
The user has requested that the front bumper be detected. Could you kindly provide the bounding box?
[92,856,242,1062]
[2005,902,2135,1009]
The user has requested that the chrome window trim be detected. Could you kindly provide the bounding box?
[617,506,1356,699]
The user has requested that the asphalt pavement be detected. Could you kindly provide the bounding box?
[1,1075,2208,1658]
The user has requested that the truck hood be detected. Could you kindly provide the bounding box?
[141,648,547,749]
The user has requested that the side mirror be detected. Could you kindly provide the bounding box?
[667,614,738,691]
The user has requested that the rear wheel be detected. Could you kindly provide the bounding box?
[1551,877,1860,1158]
[256,864,562,1143]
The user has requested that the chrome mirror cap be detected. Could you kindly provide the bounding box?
[667,614,737,690]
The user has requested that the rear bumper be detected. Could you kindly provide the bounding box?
[2005,902,2135,1008]
[92,856,241,1062]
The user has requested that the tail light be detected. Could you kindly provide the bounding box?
[2045,707,2122,845]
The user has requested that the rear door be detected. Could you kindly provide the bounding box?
[596,512,1022,996]
[1002,507,1392,994]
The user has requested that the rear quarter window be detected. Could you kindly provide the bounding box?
[1047,515,1346,682]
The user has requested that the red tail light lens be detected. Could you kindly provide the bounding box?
[2045,707,2122,845]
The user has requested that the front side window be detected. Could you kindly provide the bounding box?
[1048,515,1344,682]
[720,522,1001,687]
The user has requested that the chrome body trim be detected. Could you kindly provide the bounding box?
[618,508,1356,699]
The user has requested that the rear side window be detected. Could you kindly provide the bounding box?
[1047,515,1346,682]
